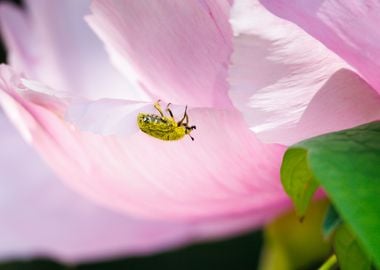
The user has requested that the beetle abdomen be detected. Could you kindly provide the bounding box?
[137,113,186,140]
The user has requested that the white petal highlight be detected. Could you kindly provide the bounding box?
[228,0,380,145]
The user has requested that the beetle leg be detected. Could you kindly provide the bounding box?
[179,114,189,126]
[166,103,175,119]
[187,134,195,141]
[185,125,196,132]
[178,106,188,125]
[154,100,164,117]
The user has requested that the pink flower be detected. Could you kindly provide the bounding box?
[0,0,289,262]
[1,0,379,263]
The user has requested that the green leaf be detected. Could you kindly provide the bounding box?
[281,121,380,267]
[281,148,319,219]
[323,204,342,239]
[334,224,373,270]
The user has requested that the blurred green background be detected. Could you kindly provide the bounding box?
[0,233,263,270]
[0,0,264,269]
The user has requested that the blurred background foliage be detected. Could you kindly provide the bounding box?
[0,233,263,270]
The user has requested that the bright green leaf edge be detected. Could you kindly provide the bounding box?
[281,121,380,268]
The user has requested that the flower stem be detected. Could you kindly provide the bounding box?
[318,254,337,270]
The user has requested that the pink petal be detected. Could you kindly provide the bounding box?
[0,0,148,100]
[87,0,233,108]
[260,0,380,95]
[67,99,151,136]
[289,70,380,143]
[0,64,290,222]
[67,99,188,136]
[0,113,178,262]
[229,0,380,145]
[0,111,286,263]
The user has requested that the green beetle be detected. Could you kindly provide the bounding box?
[137,100,196,141]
